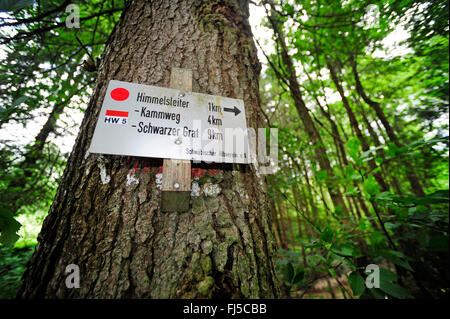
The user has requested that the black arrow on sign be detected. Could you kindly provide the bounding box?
[223,106,241,116]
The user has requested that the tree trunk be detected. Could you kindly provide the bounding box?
[353,96,404,195]
[19,0,280,299]
[350,55,425,197]
[291,185,307,267]
[267,12,348,215]
[327,62,389,193]
[276,201,290,249]
[270,200,285,250]
[301,69,375,226]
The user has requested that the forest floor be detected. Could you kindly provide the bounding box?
[300,274,353,299]
[292,260,394,299]
[1,245,395,299]
[0,245,34,298]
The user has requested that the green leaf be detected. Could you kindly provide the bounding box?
[317,170,328,181]
[343,257,357,269]
[369,288,387,299]
[306,254,326,267]
[347,138,361,153]
[379,251,413,272]
[375,268,412,299]
[331,243,361,257]
[379,281,412,299]
[345,186,359,196]
[392,258,414,272]
[417,190,449,204]
[344,165,354,178]
[348,271,366,296]
[0,208,22,247]
[363,176,380,197]
[379,249,406,260]
[283,3,295,15]
[384,222,400,230]
[347,138,361,161]
[320,225,334,243]
[378,268,398,282]
[328,268,337,278]
[359,149,373,160]
[12,96,28,107]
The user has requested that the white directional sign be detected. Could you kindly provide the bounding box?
[89,80,250,163]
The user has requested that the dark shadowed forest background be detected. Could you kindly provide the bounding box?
[0,0,448,299]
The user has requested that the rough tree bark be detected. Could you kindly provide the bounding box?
[19,0,280,298]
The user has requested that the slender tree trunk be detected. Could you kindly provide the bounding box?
[303,72,375,225]
[284,203,295,246]
[291,185,308,267]
[350,55,425,197]
[297,156,319,221]
[299,189,314,237]
[19,0,279,298]
[298,49,348,172]
[327,62,389,193]
[353,96,404,195]
[267,13,348,215]
[295,212,307,267]
[270,200,285,250]
[276,201,290,248]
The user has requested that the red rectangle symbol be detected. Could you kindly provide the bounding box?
[105,110,129,117]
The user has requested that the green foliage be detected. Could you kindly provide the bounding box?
[377,268,413,299]
[0,245,34,298]
[363,176,381,198]
[0,0,447,299]
[0,142,66,246]
[0,0,125,294]
[331,244,361,258]
[276,249,308,288]
[264,0,448,299]
[348,271,365,296]
[0,207,21,246]
[282,261,305,286]
[0,0,124,247]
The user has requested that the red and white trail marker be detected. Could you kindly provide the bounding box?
[104,110,129,124]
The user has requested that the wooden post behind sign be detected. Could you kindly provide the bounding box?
[161,67,192,212]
